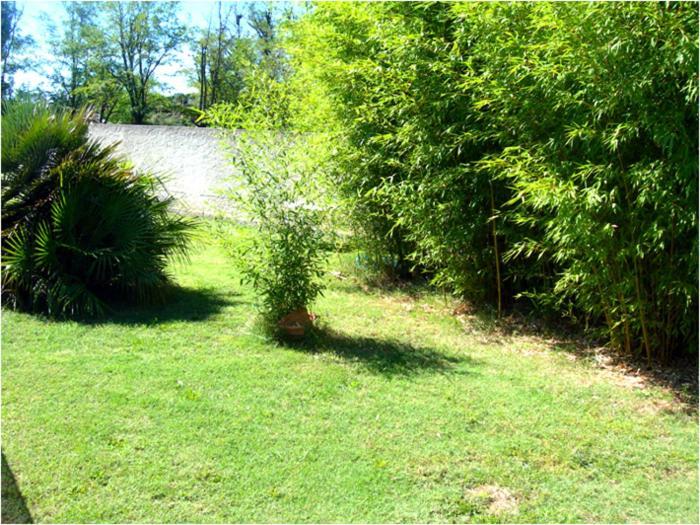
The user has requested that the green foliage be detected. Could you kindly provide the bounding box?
[203,66,293,130]
[44,1,132,123]
[1,101,193,316]
[44,1,98,111]
[148,92,200,126]
[72,73,129,123]
[98,2,188,124]
[191,2,256,110]
[205,86,331,324]
[459,2,699,361]
[235,135,327,323]
[289,4,500,287]
[289,2,698,362]
[1,1,34,101]
[41,1,192,123]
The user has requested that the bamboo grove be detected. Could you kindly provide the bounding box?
[285,2,698,364]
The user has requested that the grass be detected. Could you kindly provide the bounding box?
[2,223,698,523]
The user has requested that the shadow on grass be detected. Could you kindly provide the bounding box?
[84,286,242,326]
[285,328,476,378]
[552,339,699,411]
[325,259,433,299]
[459,307,699,409]
[1,453,32,524]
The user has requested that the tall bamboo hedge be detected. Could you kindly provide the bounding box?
[288,2,698,363]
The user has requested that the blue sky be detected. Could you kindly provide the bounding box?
[13,1,285,95]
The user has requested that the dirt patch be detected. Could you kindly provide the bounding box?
[453,302,476,316]
[586,349,698,411]
[465,484,519,516]
[636,397,689,416]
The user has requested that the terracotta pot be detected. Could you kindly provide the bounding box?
[278,308,317,337]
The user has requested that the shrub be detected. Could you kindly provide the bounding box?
[1,102,193,316]
[205,78,332,327]
[237,135,327,324]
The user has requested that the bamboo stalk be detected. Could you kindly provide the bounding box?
[597,282,621,352]
[608,262,633,355]
[665,212,675,360]
[633,256,652,366]
[617,157,652,365]
[489,181,502,318]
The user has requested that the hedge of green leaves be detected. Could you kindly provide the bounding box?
[289,2,698,363]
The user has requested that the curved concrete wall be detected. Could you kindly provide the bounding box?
[88,123,237,215]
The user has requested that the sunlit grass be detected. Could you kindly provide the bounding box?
[2,224,697,523]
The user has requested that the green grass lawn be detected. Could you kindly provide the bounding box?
[2,225,698,523]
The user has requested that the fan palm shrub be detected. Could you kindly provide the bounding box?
[1,101,193,316]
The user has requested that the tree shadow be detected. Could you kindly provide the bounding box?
[1,453,32,524]
[285,328,478,378]
[80,286,242,326]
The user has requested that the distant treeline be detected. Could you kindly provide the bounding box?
[0,1,294,125]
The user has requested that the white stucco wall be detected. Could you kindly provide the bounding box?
[88,123,237,215]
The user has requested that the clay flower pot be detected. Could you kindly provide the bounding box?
[278,308,317,337]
